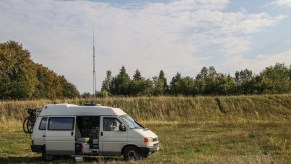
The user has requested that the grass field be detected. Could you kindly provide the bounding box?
[0,95,290,163]
[0,120,290,163]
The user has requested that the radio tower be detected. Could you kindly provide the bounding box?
[93,26,96,97]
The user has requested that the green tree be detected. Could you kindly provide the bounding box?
[259,63,290,94]
[169,72,183,95]
[205,66,220,95]
[193,77,206,95]
[180,76,195,96]
[248,75,265,94]
[0,41,37,99]
[0,41,80,99]
[199,67,208,79]
[170,74,196,96]
[235,69,253,94]
[195,66,236,95]
[81,92,91,98]
[101,70,113,96]
[110,66,131,96]
[59,75,80,98]
[195,66,219,95]
[129,70,153,96]
[33,65,63,99]
[133,69,142,81]
[0,74,10,98]
[159,70,168,94]
[152,70,168,96]
[216,75,236,95]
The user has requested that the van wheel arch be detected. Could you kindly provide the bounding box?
[121,144,139,155]
[122,145,142,161]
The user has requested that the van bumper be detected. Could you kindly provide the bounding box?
[31,145,43,153]
[140,145,159,157]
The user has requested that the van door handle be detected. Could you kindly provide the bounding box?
[101,132,103,136]
[43,135,46,137]
[71,131,74,136]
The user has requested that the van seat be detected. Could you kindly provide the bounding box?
[76,126,90,143]
[77,137,90,142]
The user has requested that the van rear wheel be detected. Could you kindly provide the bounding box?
[123,146,142,161]
[42,147,54,161]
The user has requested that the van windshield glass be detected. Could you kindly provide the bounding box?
[120,115,143,129]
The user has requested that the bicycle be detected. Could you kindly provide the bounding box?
[23,108,40,134]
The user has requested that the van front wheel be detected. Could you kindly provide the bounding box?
[42,148,54,161]
[123,146,142,161]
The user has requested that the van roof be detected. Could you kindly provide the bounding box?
[39,103,127,116]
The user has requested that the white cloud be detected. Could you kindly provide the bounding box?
[271,0,291,8]
[223,50,291,74]
[0,0,286,92]
[217,37,251,55]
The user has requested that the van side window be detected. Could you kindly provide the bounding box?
[39,117,47,130]
[103,118,120,131]
[48,117,74,130]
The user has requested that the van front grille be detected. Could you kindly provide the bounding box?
[153,143,159,147]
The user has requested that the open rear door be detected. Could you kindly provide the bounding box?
[45,117,76,155]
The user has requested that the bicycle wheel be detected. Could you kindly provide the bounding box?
[26,117,36,133]
[23,117,30,133]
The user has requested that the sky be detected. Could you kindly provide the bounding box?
[1,0,291,93]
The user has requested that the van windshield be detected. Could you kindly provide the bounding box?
[120,115,143,129]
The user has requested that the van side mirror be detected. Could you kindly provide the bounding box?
[119,124,126,131]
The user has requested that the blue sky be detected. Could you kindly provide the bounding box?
[1,0,291,93]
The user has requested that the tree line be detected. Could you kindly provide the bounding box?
[86,63,291,97]
[0,41,80,100]
[2,40,290,100]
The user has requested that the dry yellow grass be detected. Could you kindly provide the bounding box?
[0,95,290,163]
[1,94,290,123]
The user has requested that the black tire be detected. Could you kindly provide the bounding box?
[23,117,35,134]
[26,118,33,133]
[29,117,36,133]
[123,146,142,161]
[42,147,54,161]
[22,117,30,133]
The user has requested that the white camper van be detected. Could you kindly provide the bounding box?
[31,103,159,161]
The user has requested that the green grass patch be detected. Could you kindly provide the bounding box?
[0,119,290,163]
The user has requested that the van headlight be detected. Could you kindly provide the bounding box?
[144,137,153,143]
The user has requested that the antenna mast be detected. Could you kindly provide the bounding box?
[93,26,96,97]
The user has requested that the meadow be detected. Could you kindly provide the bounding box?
[0,95,290,163]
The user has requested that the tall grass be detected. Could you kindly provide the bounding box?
[0,94,290,123]
[0,94,290,163]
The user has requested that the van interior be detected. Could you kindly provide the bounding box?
[75,116,100,153]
